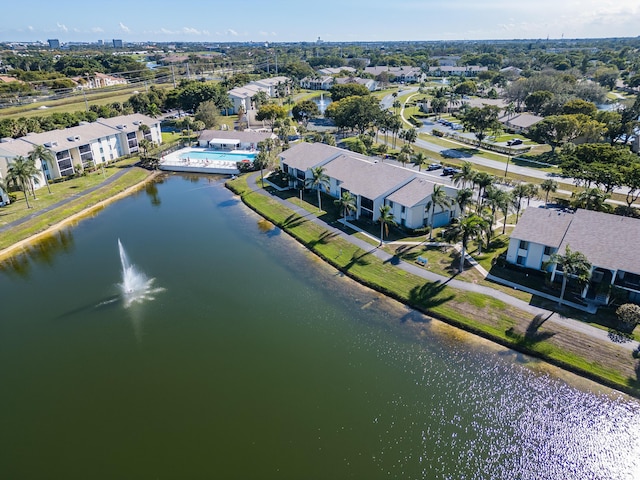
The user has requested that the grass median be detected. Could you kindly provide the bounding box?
[227,173,640,397]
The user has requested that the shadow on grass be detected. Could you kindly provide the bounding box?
[343,249,374,271]
[308,230,339,248]
[408,280,455,310]
[524,312,556,342]
[282,212,310,229]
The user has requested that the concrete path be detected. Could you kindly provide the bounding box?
[243,171,639,352]
[0,167,132,234]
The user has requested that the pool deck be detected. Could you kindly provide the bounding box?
[159,147,250,175]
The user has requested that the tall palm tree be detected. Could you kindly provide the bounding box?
[305,166,330,212]
[426,185,452,240]
[540,179,558,208]
[334,191,356,226]
[524,183,539,207]
[455,188,474,214]
[7,156,39,208]
[510,183,529,223]
[443,213,488,272]
[473,171,494,207]
[28,144,54,194]
[378,204,396,246]
[254,149,270,185]
[483,186,509,235]
[544,245,592,306]
[452,161,476,189]
[397,151,410,167]
[413,152,428,171]
[571,187,610,212]
[499,195,513,235]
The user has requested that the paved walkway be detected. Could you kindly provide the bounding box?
[244,172,639,352]
[0,167,132,234]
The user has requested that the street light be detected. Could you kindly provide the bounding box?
[504,147,512,178]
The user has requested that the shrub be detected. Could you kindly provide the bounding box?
[616,303,640,329]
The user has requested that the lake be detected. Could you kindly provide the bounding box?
[1,174,638,479]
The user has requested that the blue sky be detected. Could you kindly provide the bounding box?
[3,0,639,43]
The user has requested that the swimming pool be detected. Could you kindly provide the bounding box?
[178,150,256,162]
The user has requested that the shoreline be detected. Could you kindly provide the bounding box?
[0,170,160,263]
[225,173,640,398]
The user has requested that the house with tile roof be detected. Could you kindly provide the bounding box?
[279,142,459,229]
[227,76,292,114]
[506,208,640,304]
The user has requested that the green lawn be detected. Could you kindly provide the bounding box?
[227,174,640,396]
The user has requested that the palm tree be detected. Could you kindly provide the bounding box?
[378,204,396,246]
[254,149,270,185]
[28,144,54,194]
[305,166,330,211]
[540,179,558,208]
[544,245,592,306]
[499,195,513,235]
[426,185,452,240]
[413,152,428,171]
[378,143,388,159]
[397,151,410,167]
[443,213,488,272]
[483,186,509,235]
[334,191,356,226]
[524,183,539,207]
[510,183,529,223]
[403,127,418,147]
[473,171,494,207]
[452,161,476,189]
[455,188,474,214]
[571,187,610,212]
[7,156,39,208]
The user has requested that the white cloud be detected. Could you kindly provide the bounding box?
[226,29,238,36]
[57,22,68,32]
[119,22,130,33]
[91,27,104,33]
[183,27,203,35]
[27,25,34,31]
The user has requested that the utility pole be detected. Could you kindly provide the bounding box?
[83,90,89,112]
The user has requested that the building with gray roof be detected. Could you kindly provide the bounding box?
[507,207,640,304]
[279,142,458,228]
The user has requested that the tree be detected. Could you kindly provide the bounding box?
[524,183,539,206]
[616,304,640,329]
[378,204,396,246]
[545,245,592,306]
[194,100,220,129]
[329,83,370,102]
[396,151,410,167]
[305,166,329,211]
[324,95,383,134]
[334,191,356,226]
[254,149,269,185]
[540,179,558,208]
[452,161,476,189]
[510,183,529,223]
[291,100,320,126]
[524,90,554,114]
[139,139,153,158]
[256,104,288,131]
[571,187,610,212]
[458,105,500,145]
[443,213,488,272]
[28,144,54,194]
[413,152,428,171]
[426,185,452,241]
[529,115,584,154]
[430,96,448,118]
[455,188,474,214]
[483,186,509,236]
[402,127,417,146]
[7,156,39,208]
[473,171,494,206]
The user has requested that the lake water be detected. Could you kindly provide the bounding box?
[1,174,639,479]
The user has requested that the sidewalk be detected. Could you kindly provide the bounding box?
[0,167,131,234]
[243,172,639,352]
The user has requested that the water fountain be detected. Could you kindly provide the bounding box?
[318,93,327,114]
[118,239,163,308]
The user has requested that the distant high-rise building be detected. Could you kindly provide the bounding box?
[112,39,124,48]
[48,39,60,49]
[97,39,104,46]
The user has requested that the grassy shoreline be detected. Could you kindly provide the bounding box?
[0,167,156,261]
[226,174,640,398]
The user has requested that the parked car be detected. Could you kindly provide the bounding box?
[442,167,460,176]
[507,139,523,146]
[427,163,442,171]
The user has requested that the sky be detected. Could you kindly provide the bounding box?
[2,0,639,43]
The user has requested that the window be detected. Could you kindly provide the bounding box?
[516,255,526,266]
[401,206,406,214]
[544,246,553,256]
[360,197,373,211]
[519,240,529,250]
[387,201,394,208]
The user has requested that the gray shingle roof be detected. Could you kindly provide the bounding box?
[323,154,414,199]
[513,208,640,274]
[510,208,574,248]
[279,142,343,171]
[558,209,640,274]
[199,129,275,144]
[386,177,437,208]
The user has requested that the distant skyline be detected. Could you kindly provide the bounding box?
[2,0,639,43]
